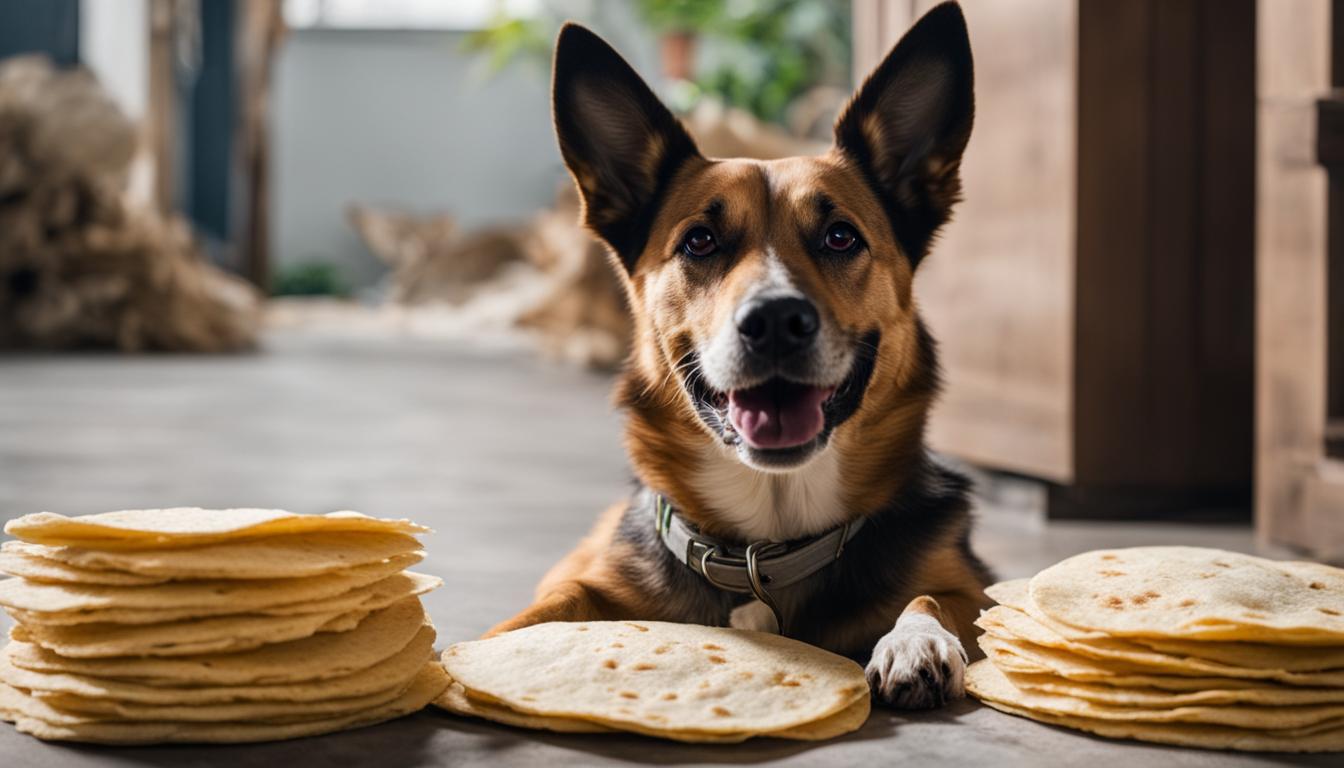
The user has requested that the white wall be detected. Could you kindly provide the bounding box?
[79,0,148,118]
[271,12,658,290]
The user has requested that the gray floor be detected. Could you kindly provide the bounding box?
[0,331,1331,767]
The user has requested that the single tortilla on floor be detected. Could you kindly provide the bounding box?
[440,621,869,742]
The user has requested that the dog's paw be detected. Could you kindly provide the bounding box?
[865,613,968,710]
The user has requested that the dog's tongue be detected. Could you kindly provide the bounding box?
[728,381,833,450]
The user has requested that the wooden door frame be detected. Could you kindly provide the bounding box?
[1256,0,1344,558]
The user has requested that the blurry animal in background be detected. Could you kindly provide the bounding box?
[0,57,260,352]
[347,185,629,369]
[345,206,526,305]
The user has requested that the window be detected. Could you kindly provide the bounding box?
[283,0,541,31]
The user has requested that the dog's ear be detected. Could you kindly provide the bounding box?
[552,23,701,271]
[833,2,973,267]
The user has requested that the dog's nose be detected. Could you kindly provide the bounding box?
[735,296,820,357]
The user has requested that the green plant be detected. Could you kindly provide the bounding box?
[464,0,850,130]
[271,262,351,298]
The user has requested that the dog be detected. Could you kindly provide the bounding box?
[489,1,993,710]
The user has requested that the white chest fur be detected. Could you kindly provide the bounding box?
[691,443,846,541]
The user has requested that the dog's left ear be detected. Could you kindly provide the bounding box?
[552,24,702,271]
[834,1,973,266]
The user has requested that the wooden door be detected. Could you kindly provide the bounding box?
[1258,0,1344,559]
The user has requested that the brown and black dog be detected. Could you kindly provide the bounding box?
[490,1,993,709]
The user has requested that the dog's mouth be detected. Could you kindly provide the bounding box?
[686,330,881,465]
[725,379,834,450]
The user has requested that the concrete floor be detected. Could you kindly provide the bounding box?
[0,330,1332,767]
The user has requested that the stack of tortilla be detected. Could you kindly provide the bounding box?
[966,546,1344,752]
[0,508,449,743]
[435,620,870,742]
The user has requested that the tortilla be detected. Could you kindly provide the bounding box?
[4,508,427,549]
[11,608,366,658]
[0,549,168,586]
[6,570,440,627]
[0,552,421,616]
[0,662,448,744]
[967,660,1344,751]
[976,605,1343,683]
[6,597,426,687]
[442,621,868,740]
[3,532,423,580]
[434,672,871,742]
[977,633,1344,688]
[1,624,434,705]
[1002,670,1344,707]
[989,578,1344,673]
[1028,547,1344,644]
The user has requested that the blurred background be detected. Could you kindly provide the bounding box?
[0,0,1340,593]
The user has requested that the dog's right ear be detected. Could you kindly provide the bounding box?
[552,24,701,271]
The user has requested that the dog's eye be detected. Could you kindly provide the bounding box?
[822,222,861,254]
[681,227,718,258]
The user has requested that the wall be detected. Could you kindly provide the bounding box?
[271,17,658,290]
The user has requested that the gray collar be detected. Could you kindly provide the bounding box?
[648,491,865,634]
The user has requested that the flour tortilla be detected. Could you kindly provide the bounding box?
[6,570,440,626]
[5,597,427,685]
[1,624,434,705]
[976,603,1343,683]
[0,551,421,616]
[4,508,428,549]
[1134,637,1344,672]
[989,578,1344,673]
[443,621,869,739]
[0,662,448,744]
[966,660,1344,728]
[968,660,1344,752]
[977,634,1344,689]
[3,532,423,580]
[10,679,416,725]
[1028,547,1344,644]
[0,549,168,586]
[434,671,871,742]
[12,608,367,658]
[1002,670,1344,707]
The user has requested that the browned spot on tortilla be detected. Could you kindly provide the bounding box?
[662,692,678,701]
[801,673,815,680]
[1100,555,1119,562]
[738,671,754,680]
[576,626,589,632]
[1213,561,1232,568]
[1196,572,1216,579]
[712,706,732,717]
[1130,590,1161,606]
[648,714,667,723]
[1179,598,1197,607]
[698,680,710,689]
[708,655,727,664]
[703,643,725,651]
[1311,582,1326,590]
[1103,596,1125,609]
[603,659,618,670]
[1099,570,1126,578]
[611,642,624,648]
[653,645,670,655]
[619,691,639,699]
[1321,608,1341,616]
[521,695,536,702]
[633,663,656,671]
[626,623,650,632]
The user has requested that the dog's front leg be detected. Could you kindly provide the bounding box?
[865,593,975,709]
[484,580,624,637]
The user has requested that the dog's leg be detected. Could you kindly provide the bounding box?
[865,592,980,710]
[485,580,616,637]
